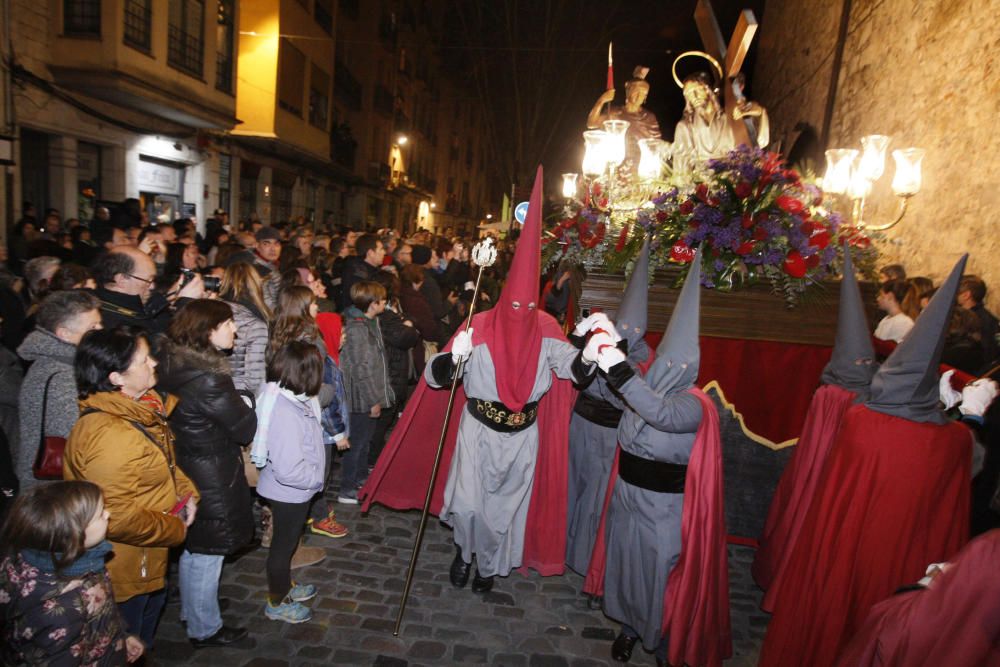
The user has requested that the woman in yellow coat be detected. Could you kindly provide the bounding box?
[64,326,199,649]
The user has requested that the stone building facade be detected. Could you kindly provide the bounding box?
[755,0,1000,311]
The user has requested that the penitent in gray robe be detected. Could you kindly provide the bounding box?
[603,376,703,650]
[427,337,584,578]
[565,340,650,575]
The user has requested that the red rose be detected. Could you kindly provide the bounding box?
[783,250,807,278]
[656,210,669,223]
[810,228,830,249]
[776,195,805,214]
[592,183,603,197]
[753,212,768,225]
[753,227,768,241]
[695,183,709,201]
[670,241,696,263]
[785,169,800,181]
[849,235,871,249]
[679,200,695,215]
[735,181,752,199]
[805,253,821,269]
[735,241,754,255]
[741,213,753,229]
[615,224,629,252]
[599,197,609,209]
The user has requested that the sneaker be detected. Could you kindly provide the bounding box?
[288,581,317,602]
[260,506,273,549]
[310,514,349,539]
[265,597,312,624]
[337,490,359,505]
[290,543,326,569]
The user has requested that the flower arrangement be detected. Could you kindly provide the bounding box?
[543,146,880,305]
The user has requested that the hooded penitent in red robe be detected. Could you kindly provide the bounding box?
[753,247,876,600]
[359,165,577,576]
[836,529,1000,667]
[759,254,974,667]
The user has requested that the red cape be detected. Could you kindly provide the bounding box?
[836,529,1000,667]
[759,404,972,667]
[753,384,856,602]
[583,388,731,667]
[359,310,576,576]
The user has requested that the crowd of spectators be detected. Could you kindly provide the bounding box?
[0,203,522,660]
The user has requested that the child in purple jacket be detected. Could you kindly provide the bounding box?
[251,341,326,624]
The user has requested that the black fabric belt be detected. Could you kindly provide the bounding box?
[617,447,687,494]
[466,398,539,433]
[573,391,623,428]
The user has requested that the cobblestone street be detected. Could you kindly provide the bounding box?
[154,489,768,667]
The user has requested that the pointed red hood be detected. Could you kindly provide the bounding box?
[476,165,545,411]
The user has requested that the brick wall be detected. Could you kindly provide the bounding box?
[755,0,1000,311]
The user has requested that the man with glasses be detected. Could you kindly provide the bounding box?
[91,246,203,332]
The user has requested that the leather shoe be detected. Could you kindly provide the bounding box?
[449,548,471,588]
[190,625,248,648]
[587,594,603,610]
[470,568,494,593]
[611,632,638,662]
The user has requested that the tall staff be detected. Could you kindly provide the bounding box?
[392,237,498,636]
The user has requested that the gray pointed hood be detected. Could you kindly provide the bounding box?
[615,236,650,350]
[865,253,968,424]
[820,245,877,396]
[646,247,702,394]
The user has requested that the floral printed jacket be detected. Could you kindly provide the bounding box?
[0,543,128,666]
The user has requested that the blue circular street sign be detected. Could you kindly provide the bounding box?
[513,201,530,225]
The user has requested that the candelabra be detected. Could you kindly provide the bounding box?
[822,135,924,232]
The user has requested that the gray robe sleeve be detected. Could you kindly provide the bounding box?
[615,373,702,433]
[543,338,595,384]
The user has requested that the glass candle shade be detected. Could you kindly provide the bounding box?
[582,130,609,176]
[823,148,859,195]
[891,148,925,196]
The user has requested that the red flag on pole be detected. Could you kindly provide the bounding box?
[606,42,614,90]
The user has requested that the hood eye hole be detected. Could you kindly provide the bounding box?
[527,302,536,310]
[511,301,520,310]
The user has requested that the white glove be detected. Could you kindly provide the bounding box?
[959,378,999,417]
[583,332,615,365]
[573,312,612,337]
[451,328,474,363]
[939,370,962,411]
[597,345,627,373]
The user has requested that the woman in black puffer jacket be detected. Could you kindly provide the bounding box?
[155,299,257,645]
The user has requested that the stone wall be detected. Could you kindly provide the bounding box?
[755,0,1000,311]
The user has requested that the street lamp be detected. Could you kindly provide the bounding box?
[397,134,408,146]
[486,213,493,220]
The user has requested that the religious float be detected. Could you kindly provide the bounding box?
[549,0,926,539]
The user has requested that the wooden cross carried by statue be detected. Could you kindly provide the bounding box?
[691,0,768,148]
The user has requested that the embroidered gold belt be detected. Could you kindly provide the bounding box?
[467,398,539,432]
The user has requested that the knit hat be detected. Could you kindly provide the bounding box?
[255,226,282,243]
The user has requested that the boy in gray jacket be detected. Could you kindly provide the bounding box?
[338,281,394,504]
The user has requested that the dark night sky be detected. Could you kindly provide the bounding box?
[439,0,766,195]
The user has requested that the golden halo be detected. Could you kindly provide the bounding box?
[672,50,724,89]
